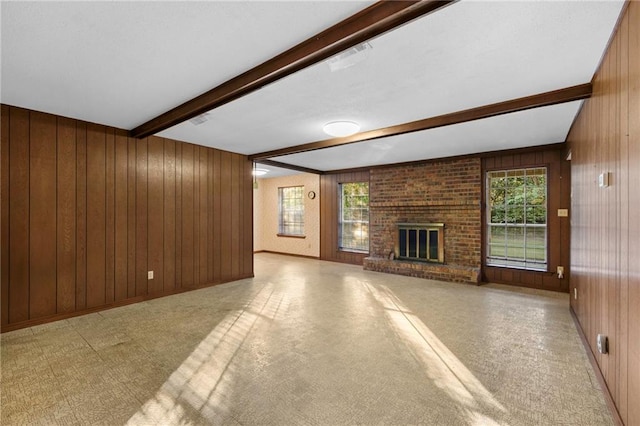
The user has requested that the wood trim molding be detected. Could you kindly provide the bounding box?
[130,0,456,139]
[570,308,624,426]
[250,84,592,161]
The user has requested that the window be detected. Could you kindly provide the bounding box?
[278,186,304,236]
[486,168,547,271]
[339,182,369,252]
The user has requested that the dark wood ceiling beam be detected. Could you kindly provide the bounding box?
[249,83,592,161]
[130,0,457,139]
[256,159,324,175]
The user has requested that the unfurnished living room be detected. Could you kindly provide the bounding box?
[1,1,638,425]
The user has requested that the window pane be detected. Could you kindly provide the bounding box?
[339,182,369,251]
[486,167,547,271]
[278,186,305,236]
[408,230,417,258]
[399,229,407,257]
[419,230,427,259]
[429,230,438,260]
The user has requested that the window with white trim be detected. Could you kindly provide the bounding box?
[486,168,547,271]
[339,182,369,252]
[278,186,304,236]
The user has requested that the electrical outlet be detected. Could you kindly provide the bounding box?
[148,271,154,280]
[557,266,564,279]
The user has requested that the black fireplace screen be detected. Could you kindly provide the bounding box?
[396,223,444,263]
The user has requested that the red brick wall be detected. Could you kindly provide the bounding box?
[365,158,482,283]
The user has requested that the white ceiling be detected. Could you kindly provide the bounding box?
[273,100,583,171]
[1,1,625,173]
[1,1,373,128]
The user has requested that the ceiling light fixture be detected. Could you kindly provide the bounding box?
[252,168,269,176]
[323,121,360,137]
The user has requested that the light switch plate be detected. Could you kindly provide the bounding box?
[597,334,609,354]
[599,172,609,188]
[148,271,154,280]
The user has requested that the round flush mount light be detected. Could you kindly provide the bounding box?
[252,168,269,176]
[323,121,360,137]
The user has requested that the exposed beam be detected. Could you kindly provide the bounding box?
[130,0,457,139]
[256,159,324,175]
[249,83,592,161]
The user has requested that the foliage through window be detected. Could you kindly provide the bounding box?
[278,186,304,236]
[486,168,547,271]
[339,182,369,252]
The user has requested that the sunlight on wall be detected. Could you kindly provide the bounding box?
[127,284,284,424]
[363,282,508,426]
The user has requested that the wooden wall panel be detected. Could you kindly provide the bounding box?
[147,136,164,294]
[627,4,640,424]
[136,138,148,296]
[320,171,370,265]
[105,129,115,304]
[8,108,31,323]
[127,136,137,298]
[207,150,214,283]
[220,152,232,280]
[86,123,106,308]
[1,106,9,326]
[163,138,176,292]
[76,122,87,310]
[567,3,639,424]
[56,117,76,313]
[1,105,253,332]
[243,159,253,276]
[617,11,629,418]
[481,147,570,292]
[231,154,240,278]
[194,148,200,285]
[181,143,195,288]
[212,150,221,283]
[175,144,182,288]
[114,131,128,302]
[29,112,57,318]
[199,147,208,284]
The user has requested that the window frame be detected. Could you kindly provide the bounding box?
[485,167,548,272]
[338,182,370,253]
[278,186,305,237]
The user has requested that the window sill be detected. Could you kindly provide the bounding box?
[339,248,369,254]
[277,234,306,239]
[485,264,548,273]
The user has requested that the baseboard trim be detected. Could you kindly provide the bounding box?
[254,250,319,260]
[0,273,254,333]
[570,307,624,426]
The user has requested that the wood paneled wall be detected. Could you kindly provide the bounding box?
[567,2,639,425]
[320,171,370,265]
[482,147,571,292]
[1,105,253,332]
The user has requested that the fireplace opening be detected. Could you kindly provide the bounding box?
[396,223,444,263]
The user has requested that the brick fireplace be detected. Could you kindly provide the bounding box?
[363,158,482,284]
